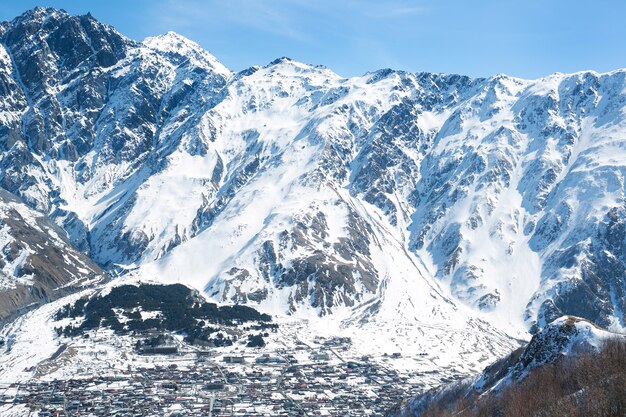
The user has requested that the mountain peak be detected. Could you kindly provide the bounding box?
[1,6,131,84]
[12,6,67,22]
[265,56,329,71]
[142,31,231,76]
[143,31,199,49]
[261,56,340,81]
[268,56,294,65]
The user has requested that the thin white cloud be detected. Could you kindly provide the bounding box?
[330,0,427,19]
[146,0,428,40]
[145,0,315,43]
[384,6,425,16]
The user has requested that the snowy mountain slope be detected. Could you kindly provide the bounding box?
[0,189,102,321]
[1,7,626,340]
[404,70,626,333]
[139,61,425,313]
[389,316,625,417]
[136,64,626,335]
[0,7,231,265]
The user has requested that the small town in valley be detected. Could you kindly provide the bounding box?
[0,329,453,417]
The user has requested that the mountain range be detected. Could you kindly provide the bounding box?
[1,6,626,350]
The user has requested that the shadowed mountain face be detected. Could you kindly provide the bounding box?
[0,189,102,321]
[1,7,626,336]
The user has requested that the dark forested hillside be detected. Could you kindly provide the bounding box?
[390,317,626,417]
[54,283,274,346]
[419,337,626,417]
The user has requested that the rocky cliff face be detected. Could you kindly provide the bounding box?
[0,189,102,321]
[2,7,626,336]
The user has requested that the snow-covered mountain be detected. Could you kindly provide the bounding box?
[2,7,626,341]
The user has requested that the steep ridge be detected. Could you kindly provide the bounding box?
[389,316,626,417]
[0,7,231,266]
[0,189,102,321]
[0,8,625,341]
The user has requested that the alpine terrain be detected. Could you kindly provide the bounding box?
[0,6,625,416]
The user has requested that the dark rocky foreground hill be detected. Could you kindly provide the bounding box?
[389,316,626,417]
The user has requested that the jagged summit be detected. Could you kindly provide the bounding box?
[261,55,340,82]
[8,6,67,22]
[4,6,131,47]
[266,56,324,69]
[268,56,294,65]
[473,316,617,393]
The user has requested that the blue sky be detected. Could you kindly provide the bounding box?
[1,0,625,79]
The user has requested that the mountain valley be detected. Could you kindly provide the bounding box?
[0,7,625,416]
